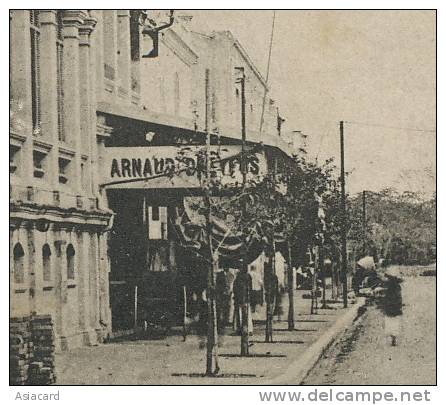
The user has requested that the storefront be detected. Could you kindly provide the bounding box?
[99,111,266,332]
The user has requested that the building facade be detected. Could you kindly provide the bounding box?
[10,10,117,351]
[10,10,295,350]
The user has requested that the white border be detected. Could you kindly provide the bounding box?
[1,1,443,403]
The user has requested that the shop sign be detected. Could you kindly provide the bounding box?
[102,146,267,189]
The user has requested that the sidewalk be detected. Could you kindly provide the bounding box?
[55,291,364,385]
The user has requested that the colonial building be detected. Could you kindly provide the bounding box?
[10,10,118,350]
[10,10,295,350]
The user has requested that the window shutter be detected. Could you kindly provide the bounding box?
[56,42,64,141]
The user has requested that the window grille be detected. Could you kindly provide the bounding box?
[30,10,41,135]
[56,11,65,141]
[29,10,40,26]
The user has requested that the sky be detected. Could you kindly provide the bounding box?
[187,10,436,196]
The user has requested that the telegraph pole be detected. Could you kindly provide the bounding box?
[235,67,250,356]
[362,190,367,257]
[204,69,219,375]
[340,121,348,308]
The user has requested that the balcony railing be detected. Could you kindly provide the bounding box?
[10,185,99,211]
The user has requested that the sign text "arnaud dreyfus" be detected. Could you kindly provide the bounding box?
[102,146,267,188]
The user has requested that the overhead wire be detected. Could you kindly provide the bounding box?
[344,120,436,134]
[258,10,276,139]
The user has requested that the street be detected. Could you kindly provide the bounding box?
[303,267,436,385]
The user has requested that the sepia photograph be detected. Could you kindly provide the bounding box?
[9,8,436,388]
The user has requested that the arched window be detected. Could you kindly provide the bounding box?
[66,244,75,280]
[13,243,25,283]
[42,244,51,282]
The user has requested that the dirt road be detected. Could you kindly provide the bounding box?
[303,268,436,385]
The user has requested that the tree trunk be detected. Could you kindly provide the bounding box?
[320,247,327,309]
[287,244,295,331]
[240,264,250,356]
[321,272,327,308]
[203,67,219,374]
[206,251,220,376]
[206,256,219,375]
[204,194,219,375]
[241,301,250,355]
[265,257,274,342]
[310,247,318,315]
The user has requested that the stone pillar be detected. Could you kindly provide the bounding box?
[88,232,99,331]
[61,10,86,194]
[77,231,95,344]
[26,224,37,315]
[86,13,100,197]
[9,11,33,180]
[41,230,57,324]
[95,119,113,210]
[117,10,131,100]
[31,227,47,316]
[76,232,85,330]
[79,16,96,194]
[38,10,59,188]
[65,230,80,347]
[98,232,112,335]
[53,227,67,350]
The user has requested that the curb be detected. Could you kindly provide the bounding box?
[264,297,367,385]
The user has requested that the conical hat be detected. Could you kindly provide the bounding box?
[357,256,375,271]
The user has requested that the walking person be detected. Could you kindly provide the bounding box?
[376,267,403,346]
[249,266,264,314]
[194,288,208,349]
[216,268,232,336]
[353,255,377,294]
[233,269,253,335]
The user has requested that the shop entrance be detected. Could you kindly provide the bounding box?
[107,189,184,332]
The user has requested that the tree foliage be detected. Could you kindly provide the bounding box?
[348,188,436,265]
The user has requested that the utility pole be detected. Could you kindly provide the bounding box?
[265,159,276,342]
[340,121,348,308]
[362,190,367,257]
[235,67,250,356]
[287,242,295,330]
[320,246,327,309]
[204,69,219,375]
